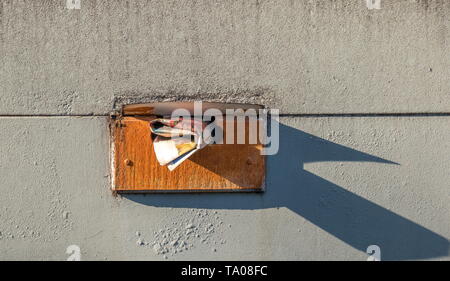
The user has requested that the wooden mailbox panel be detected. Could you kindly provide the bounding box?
[112,103,266,192]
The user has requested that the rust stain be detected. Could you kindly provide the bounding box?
[112,116,265,192]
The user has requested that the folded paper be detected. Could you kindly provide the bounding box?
[150,118,211,171]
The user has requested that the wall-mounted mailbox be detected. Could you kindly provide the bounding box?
[111,102,266,193]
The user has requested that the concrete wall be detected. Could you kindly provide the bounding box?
[0,0,448,260]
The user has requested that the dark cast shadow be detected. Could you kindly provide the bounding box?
[124,121,449,260]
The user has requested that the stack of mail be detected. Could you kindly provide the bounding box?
[150,118,211,171]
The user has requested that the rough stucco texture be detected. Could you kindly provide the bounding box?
[0,116,448,260]
[0,0,449,261]
[0,0,450,114]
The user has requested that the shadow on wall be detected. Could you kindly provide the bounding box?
[125,121,449,260]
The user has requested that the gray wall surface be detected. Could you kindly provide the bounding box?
[0,0,449,260]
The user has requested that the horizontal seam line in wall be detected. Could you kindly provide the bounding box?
[0,114,108,117]
[0,113,449,118]
[279,113,450,117]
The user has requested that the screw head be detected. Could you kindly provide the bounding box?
[124,159,133,166]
